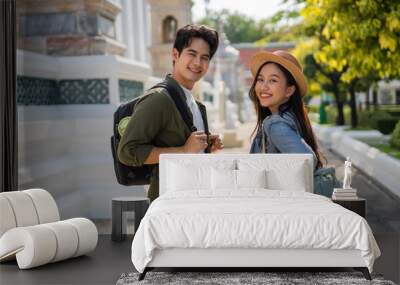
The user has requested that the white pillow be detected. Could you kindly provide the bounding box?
[238,158,310,192]
[211,169,268,191]
[211,168,236,190]
[167,163,211,191]
[166,160,236,192]
[266,161,307,191]
[236,169,267,189]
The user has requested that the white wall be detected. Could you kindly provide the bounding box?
[116,0,150,63]
[17,49,152,105]
[16,0,155,220]
[18,105,148,220]
[17,50,153,219]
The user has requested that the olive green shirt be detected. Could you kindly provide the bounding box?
[117,76,209,201]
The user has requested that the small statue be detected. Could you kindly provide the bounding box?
[343,157,352,189]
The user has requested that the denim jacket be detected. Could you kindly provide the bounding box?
[250,111,317,169]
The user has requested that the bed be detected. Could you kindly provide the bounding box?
[131,154,381,280]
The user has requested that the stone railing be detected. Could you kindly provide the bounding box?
[313,124,400,199]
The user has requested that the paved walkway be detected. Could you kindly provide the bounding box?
[322,145,400,234]
[219,122,400,234]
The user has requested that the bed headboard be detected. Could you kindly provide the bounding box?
[159,154,314,196]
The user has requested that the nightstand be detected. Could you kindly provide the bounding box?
[332,198,366,218]
[111,197,150,242]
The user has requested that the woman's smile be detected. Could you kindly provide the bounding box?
[258,92,273,99]
[255,63,294,113]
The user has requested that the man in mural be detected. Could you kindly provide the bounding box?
[118,24,223,201]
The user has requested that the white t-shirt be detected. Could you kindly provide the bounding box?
[180,85,205,132]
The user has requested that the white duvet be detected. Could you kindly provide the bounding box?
[131,190,380,273]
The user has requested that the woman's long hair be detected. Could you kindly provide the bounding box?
[249,62,325,169]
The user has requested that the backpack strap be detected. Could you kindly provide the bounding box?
[151,82,197,132]
[197,102,211,153]
[150,81,211,153]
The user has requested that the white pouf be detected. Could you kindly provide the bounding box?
[0,189,98,269]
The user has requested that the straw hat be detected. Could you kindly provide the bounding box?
[249,50,308,97]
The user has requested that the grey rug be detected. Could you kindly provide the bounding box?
[116,271,396,285]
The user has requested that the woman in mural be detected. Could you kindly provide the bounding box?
[248,50,338,196]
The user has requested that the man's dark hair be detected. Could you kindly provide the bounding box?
[173,24,219,59]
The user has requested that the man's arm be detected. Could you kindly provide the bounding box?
[117,92,169,166]
[143,131,208,164]
[143,146,185,164]
[117,92,208,166]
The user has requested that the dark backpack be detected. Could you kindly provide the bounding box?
[110,81,198,186]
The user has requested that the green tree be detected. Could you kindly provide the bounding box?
[298,7,349,125]
[317,0,400,81]
[346,75,380,127]
[300,0,400,127]
[256,5,303,44]
[197,9,268,43]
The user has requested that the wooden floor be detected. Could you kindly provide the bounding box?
[1,234,398,285]
[0,235,133,285]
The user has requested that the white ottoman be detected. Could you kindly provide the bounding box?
[0,189,98,269]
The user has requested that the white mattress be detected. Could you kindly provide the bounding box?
[131,190,380,273]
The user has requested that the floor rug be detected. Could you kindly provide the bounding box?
[116,271,396,285]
